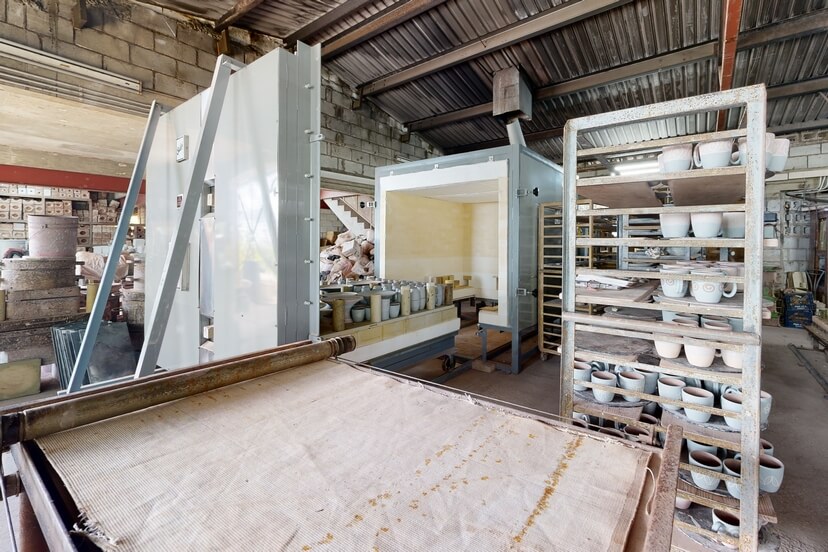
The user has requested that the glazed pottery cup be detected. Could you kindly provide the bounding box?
[682,386,715,423]
[711,509,740,539]
[657,377,686,411]
[636,369,660,394]
[591,371,617,404]
[572,419,589,429]
[758,454,785,493]
[675,497,692,510]
[660,144,693,172]
[673,314,700,325]
[573,413,590,425]
[598,427,625,438]
[690,212,723,238]
[389,302,401,318]
[723,458,742,499]
[639,413,660,426]
[660,266,690,298]
[722,212,746,238]
[761,390,773,425]
[767,137,791,172]
[351,307,366,323]
[573,361,593,391]
[686,439,718,457]
[693,140,735,169]
[689,450,723,491]
[684,342,716,368]
[623,425,651,443]
[760,438,774,457]
[660,211,691,238]
[618,370,646,402]
[721,391,743,429]
[691,269,737,304]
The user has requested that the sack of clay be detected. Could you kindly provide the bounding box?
[361,241,373,255]
[334,231,355,246]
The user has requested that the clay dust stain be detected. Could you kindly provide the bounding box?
[318,533,334,545]
[481,476,489,481]
[513,435,583,544]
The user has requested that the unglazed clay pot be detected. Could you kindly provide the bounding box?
[689,450,723,491]
[573,361,592,391]
[591,371,617,404]
[682,386,715,423]
[690,212,723,238]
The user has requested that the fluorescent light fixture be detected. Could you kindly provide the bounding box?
[613,160,660,176]
[0,38,142,92]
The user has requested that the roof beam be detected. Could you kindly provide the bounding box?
[322,0,449,60]
[769,119,828,134]
[717,0,744,130]
[767,77,828,100]
[214,0,267,33]
[284,0,376,47]
[360,0,632,96]
[446,79,828,154]
[408,43,716,132]
[405,10,828,133]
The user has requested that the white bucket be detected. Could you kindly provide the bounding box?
[27,215,78,259]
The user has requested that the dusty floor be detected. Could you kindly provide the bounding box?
[0,326,825,550]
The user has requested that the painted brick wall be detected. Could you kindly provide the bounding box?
[764,130,828,286]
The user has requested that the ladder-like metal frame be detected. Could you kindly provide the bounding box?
[135,55,245,378]
[66,55,245,391]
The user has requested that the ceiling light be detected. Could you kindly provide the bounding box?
[0,38,142,92]
[612,160,660,176]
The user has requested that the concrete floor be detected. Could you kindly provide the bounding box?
[0,327,825,549]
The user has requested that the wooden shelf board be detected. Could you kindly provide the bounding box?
[576,129,746,158]
[574,280,660,304]
[576,268,744,284]
[576,181,661,208]
[579,166,745,188]
[576,237,746,248]
[676,480,777,523]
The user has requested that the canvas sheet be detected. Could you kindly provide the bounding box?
[36,360,652,551]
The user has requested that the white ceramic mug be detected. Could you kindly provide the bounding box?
[694,140,735,169]
[591,371,617,404]
[735,133,776,167]
[660,266,690,298]
[686,438,718,457]
[660,144,693,172]
[690,212,723,238]
[758,454,785,493]
[712,508,740,539]
[618,370,646,402]
[639,413,660,426]
[684,342,717,368]
[636,369,660,394]
[682,386,715,423]
[760,438,775,457]
[660,211,691,238]
[689,450,723,491]
[573,361,592,391]
[657,377,686,411]
[723,458,741,499]
[767,137,790,172]
[722,212,746,238]
[691,269,738,304]
[623,425,651,443]
[721,390,743,429]
[761,390,773,426]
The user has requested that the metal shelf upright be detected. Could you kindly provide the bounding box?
[560,85,768,551]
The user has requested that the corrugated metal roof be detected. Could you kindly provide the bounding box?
[140,0,828,157]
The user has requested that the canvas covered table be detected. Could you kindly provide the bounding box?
[1,339,680,551]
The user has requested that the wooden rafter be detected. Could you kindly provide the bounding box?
[717,0,744,129]
[214,0,267,33]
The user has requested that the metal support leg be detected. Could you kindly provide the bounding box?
[66,101,163,393]
[135,56,240,378]
[480,327,488,362]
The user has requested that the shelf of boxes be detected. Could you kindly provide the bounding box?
[0,184,122,247]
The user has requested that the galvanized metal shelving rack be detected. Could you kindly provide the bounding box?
[560,85,768,551]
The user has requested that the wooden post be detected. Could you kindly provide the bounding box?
[0,289,6,322]
[444,283,454,304]
[332,299,345,332]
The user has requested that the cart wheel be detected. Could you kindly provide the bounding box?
[441,356,455,372]
[540,353,549,361]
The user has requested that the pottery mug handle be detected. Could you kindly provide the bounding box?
[722,281,738,298]
[730,150,740,165]
[721,384,741,397]
[693,143,702,168]
[733,453,742,460]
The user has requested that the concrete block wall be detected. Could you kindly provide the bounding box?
[320,69,440,179]
[764,130,828,286]
[319,207,345,236]
[0,0,243,105]
[1,0,440,181]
